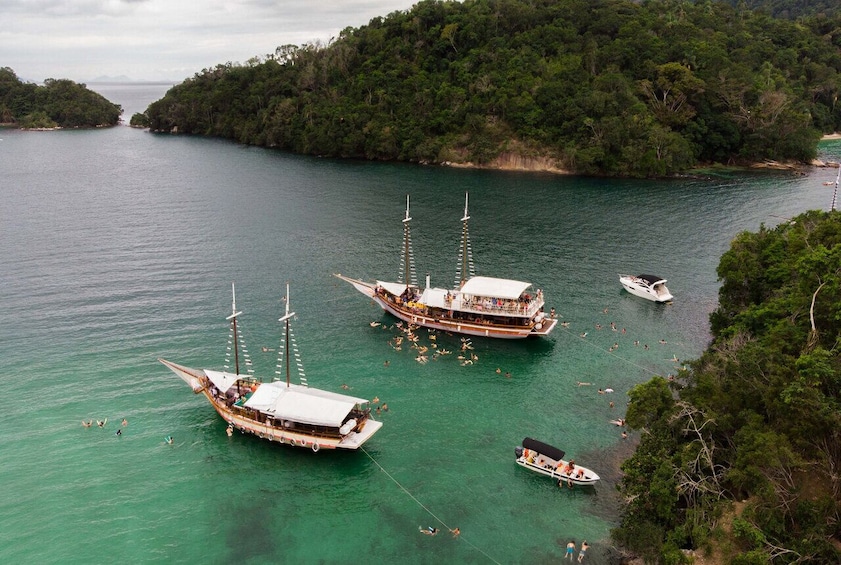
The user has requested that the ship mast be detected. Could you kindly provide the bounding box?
[225,283,253,391]
[227,283,242,375]
[399,195,417,290]
[455,192,475,289]
[276,283,306,388]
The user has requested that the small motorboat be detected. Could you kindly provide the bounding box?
[514,437,600,486]
[619,274,673,303]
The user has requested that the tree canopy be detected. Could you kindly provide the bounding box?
[142,0,841,177]
[726,0,841,19]
[0,68,121,129]
[614,210,841,563]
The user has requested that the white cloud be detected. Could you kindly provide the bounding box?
[3,0,419,82]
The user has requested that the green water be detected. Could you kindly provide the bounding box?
[2,84,840,564]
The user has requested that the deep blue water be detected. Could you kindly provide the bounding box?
[2,83,839,563]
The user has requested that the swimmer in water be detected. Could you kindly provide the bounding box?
[419,526,438,536]
[165,436,173,444]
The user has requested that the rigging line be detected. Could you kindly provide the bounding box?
[361,447,502,565]
[557,324,680,379]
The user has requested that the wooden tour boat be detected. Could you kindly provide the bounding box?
[336,194,557,339]
[159,283,382,451]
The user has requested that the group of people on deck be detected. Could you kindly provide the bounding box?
[557,459,586,481]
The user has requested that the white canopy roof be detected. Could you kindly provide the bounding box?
[419,287,450,308]
[204,370,242,393]
[244,381,368,428]
[376,280,412,297]
[459,276,532,299]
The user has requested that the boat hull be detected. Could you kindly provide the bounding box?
[335,274,557,338]
[515,440,600,486]
[515,457,599,486]
[158,358,382,451]
[619,275,673,303]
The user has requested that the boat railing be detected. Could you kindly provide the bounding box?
[381,286,545,319]
[457,295,544,318]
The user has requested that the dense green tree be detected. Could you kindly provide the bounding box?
[614,210,841,563]
[143,0,841,177]
[0,68,121,128]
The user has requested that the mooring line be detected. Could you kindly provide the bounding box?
[557,323,682,379]
[361,447,502,565]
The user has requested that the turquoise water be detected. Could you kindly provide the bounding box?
[2,84,840,564]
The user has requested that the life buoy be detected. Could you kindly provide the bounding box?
[311,442,320,453]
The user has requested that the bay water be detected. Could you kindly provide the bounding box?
[2,83,839,564]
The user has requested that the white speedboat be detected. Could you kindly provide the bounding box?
[514,437,600,486]
[335,194,557,339]
[159,283,382,451]
[619,274,673,303]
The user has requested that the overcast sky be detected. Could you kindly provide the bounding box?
[4,0,420,83]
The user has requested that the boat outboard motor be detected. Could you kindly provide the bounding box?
[514,446,524,459]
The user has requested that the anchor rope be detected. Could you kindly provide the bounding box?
[557,323,684,378]
[361,447,502,565]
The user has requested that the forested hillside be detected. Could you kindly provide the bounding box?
[142,0,841,177]
[614,210,841,563]
[728,0,841,19]
[0,67,121,128]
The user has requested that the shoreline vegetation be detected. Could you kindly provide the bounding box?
[614,210,841,564]
[0,67,121,129]
[138,0,841,178]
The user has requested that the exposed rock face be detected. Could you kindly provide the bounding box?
[444,151,569,174]
[488,152,568,173]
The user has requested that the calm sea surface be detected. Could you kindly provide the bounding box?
[2,83,840,564]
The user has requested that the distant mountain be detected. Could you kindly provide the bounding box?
[89,75,136,84]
